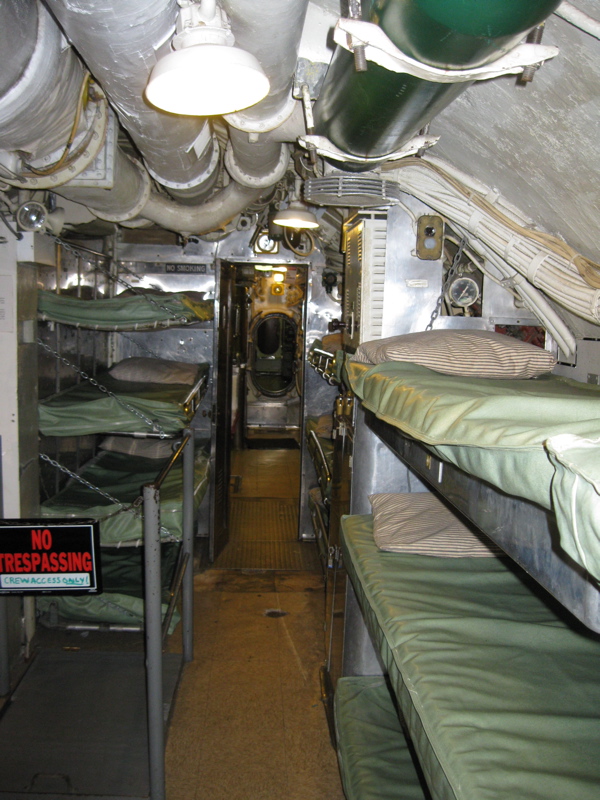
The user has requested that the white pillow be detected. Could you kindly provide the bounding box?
[369,492,503,557]
[99,435,177,459]
[353,329,556,379]
[108,357,199,385]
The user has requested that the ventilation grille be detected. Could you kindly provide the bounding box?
[305,174,404,208]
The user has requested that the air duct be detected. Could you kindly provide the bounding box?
[0,2,87,164]
[44,0,220,200]
[57,147,265,236]
[313,0,563,167]
[0,0,304,235]
[222,0,309,133]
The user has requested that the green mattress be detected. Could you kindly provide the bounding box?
[347,360,600,581]
[41,449,210,546]
[341,514,600,800]
[38,289,214,330]
[36,591,180,634]
[335,676,426,800]
[39,363,209,437]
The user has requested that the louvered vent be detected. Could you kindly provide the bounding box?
[305,174,404,208]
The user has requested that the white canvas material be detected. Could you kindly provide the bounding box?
[353,329,556,379]
[369,492,503,557]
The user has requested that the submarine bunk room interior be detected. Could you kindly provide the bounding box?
[1,1,600,799]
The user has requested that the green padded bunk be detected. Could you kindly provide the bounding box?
[38,289,214,330]
[335,676,427,800]
[341,514,600,800]
[41,448,211,546]
[346,360,600,581]
[39,363,209,437]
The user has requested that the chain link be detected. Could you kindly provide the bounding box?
[45,233,188,324]
[40,453,175,540]
[426,235,468,331]
[118,332,162,360]
[40,452,125,506]
[37,337,167,436]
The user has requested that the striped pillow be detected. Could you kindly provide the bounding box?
[353,329,556,379]
[369,492,503,557]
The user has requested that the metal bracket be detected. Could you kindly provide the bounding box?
[298,133,438,164]
[334,19,559,82]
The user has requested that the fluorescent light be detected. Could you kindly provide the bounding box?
[254,264,273,271]
[146,45,269,117]
[272,202,319,229]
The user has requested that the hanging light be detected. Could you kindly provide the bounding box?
[272,201,319,230]
[145,0,269,117]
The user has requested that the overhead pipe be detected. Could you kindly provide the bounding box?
[56,147,264,236]
[222,0,310,133]
[44,0,220,200]
[0,2,86,162]
[313,0,563,166]
[0,0,300,234]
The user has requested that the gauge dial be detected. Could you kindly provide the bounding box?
[448,276,480,308]
[255,233,279,254]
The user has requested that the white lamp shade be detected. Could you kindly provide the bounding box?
[146,44,270,116]
[272,203,319,229]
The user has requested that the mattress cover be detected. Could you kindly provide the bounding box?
[347,360,600,580]
[38,289,214,330]
[335,676,426,800]
[341,514,600,800]
[39,363,209,436]
[41,449,210,545]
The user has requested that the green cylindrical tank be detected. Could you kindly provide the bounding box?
[313,0,561,165]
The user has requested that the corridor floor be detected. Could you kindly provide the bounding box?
[165,448,345,800]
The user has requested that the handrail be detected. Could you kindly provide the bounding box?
[143,427,195,800]
[153,433,191,490]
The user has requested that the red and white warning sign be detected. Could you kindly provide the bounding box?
[0,520,101,594]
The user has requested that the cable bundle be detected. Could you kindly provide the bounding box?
[385,157,600,355]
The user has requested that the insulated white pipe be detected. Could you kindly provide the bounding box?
[57,148,265,235]
[223,0,310,129]
[555,2,600,40]
[0,3,85,158]
[44,0,219,194]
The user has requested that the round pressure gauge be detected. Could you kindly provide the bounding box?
[447,276,480,308]
[255,232,278,254]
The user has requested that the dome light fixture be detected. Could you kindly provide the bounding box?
[272,201,319,230]
[145,0,270,117]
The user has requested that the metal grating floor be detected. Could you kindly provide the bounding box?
[0,650,181,800]
[214,498,320,571]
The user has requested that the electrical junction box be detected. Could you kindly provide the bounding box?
[342,202,445,351]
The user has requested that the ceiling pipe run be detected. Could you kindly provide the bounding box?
[222,0,310,133]
[313,0,563,166]
[44,0,220,200]
[57,147,265,236]
[0,0,305,235]
[0,2,86,162]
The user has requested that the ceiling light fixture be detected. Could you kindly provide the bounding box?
[16,201,65,235]
[272,201,319,230]
[145,0,270,117]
